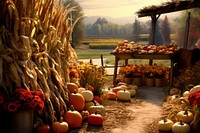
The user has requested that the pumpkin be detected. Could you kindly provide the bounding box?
[158,117,173,131]
[93,96,103,104]
[34,118,51,133]
[183,91,189,97]
[112,86,124,94]
[117,82,127,86]
[64,106,83,128]
[190,85,200,93]
[107,91,117,100]
[128,89,136,97]
[117,90,131,101]
[169,88,181,96]
[102,89,110,98]
[69,90,85,111]
[78,87,85,93]
[81,90,94,102]
[172,121,190,133]
[52,117,69,133]
[88,113,104,126]
[176,110,194,124]
[84,101,95,111]
[128,84,138,90]
[67,83,78,93]
[88,105,106,115]
[118,85,128,90]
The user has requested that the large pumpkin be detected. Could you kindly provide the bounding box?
[87,113,103,126]
[64,106,83,128]
[176,110,194,124]
[69,91,85,111]
[67,83,78,93]
[158,117,173,131]
[172,121,190,133]
[117,90,131,101]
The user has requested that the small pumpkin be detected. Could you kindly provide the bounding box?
[34,119,51,133]
[67,82,78,93]
[128,89,136,97]
[52,117,69,133]
[78,87,85,93]
[117,90,131,101]
[69,90,85,111]
[183,91,190,97]
[128,84,138,90]
[88,105,106,115]
[172,121,190,133]
[176,110,194,124]
[64,105,83,128]
[158,117,173,131]
[84,101,95,111]
[88,113,104,126]
[81,90,94,102]
[107,91,117,100]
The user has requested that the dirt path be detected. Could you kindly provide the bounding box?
[111,86,166,133]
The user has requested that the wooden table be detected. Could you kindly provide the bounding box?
[111,52,177,87]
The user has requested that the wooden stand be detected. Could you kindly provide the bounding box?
[111,52,177,87]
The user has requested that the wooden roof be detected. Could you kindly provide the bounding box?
[137,0,200,17]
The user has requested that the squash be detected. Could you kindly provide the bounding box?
[107,91,117,100]
[81,90,94,102]
[88,105,106,115]
[88,113,103,126]
[84,101,95,111]
[172,121,190,133]
[128,89,136,97]
[176,110,194,124]
[158,117,173,131]
[117,90,131,101]
[67,83,78,93]
[69,90,85,111]
[190,85,200,93]
[52,117,69,133]
[64,106,83,128]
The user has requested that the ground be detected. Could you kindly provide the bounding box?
[68,81,168,133]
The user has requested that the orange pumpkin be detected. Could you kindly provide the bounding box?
[64,106,83,128]
[52,117,69,133]
[88,113,103,126]
[69,91,85,111]
[107,91,117,100]
[67,83,78,93]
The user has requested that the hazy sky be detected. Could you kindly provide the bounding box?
[75,0,178,19]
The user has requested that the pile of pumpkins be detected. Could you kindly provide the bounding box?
[102,82,137,101]
[158,85,200,133]
[34,82,105,133]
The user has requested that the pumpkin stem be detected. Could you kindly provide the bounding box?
[162,117,167,123]
[184,109,188,116]
[70,105,75,111]
[73,89,77,94]
[180,120,183,125]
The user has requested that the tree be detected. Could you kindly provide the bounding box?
[161,16,171,45]
[132,18,141,42]
[63,0,84,48]
[148,21,163,46]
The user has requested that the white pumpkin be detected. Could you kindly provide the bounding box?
[128,84,138,90]
[88,105,106,115]
[81,90,94,102]
[176,110,194,124]
[78,87,85,93]
[128,89,136,97]
[183,91,189,97]
[190,85,200,93]
[84,101,95,111]
[172,121,190,133]
[158,118,173,131]
[117,90,131,101]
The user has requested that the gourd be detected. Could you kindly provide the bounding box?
[88,105,106,115]
[176,110,194,124]
[107,91,117,100]
[67,83,78,93]
[69,90,85,111]
[64,106,83,128]
[81,90,94,102]
[190,85,200,93]
[88,113,104,126]
[84,101,95,111]
[117,90,131,101]
[52,117,69,133]
[172,121,190,133]
[158,117,173,131]
[128,89,136,97]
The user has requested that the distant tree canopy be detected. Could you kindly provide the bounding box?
[63,0,84,48]
[132,18,141,42]
[161,15,171,45]
[175,9,200,49]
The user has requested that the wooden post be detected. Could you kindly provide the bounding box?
[183,12,191,49]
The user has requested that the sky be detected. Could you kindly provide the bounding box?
[75,0,180,20]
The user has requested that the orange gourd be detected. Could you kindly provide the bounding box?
[69,90,85,111]
[64,106,83,128]
[67,83,78,93]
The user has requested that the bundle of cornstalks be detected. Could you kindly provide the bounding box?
[0,0,79,124]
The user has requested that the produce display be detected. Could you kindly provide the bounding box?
[111,40,180,54]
